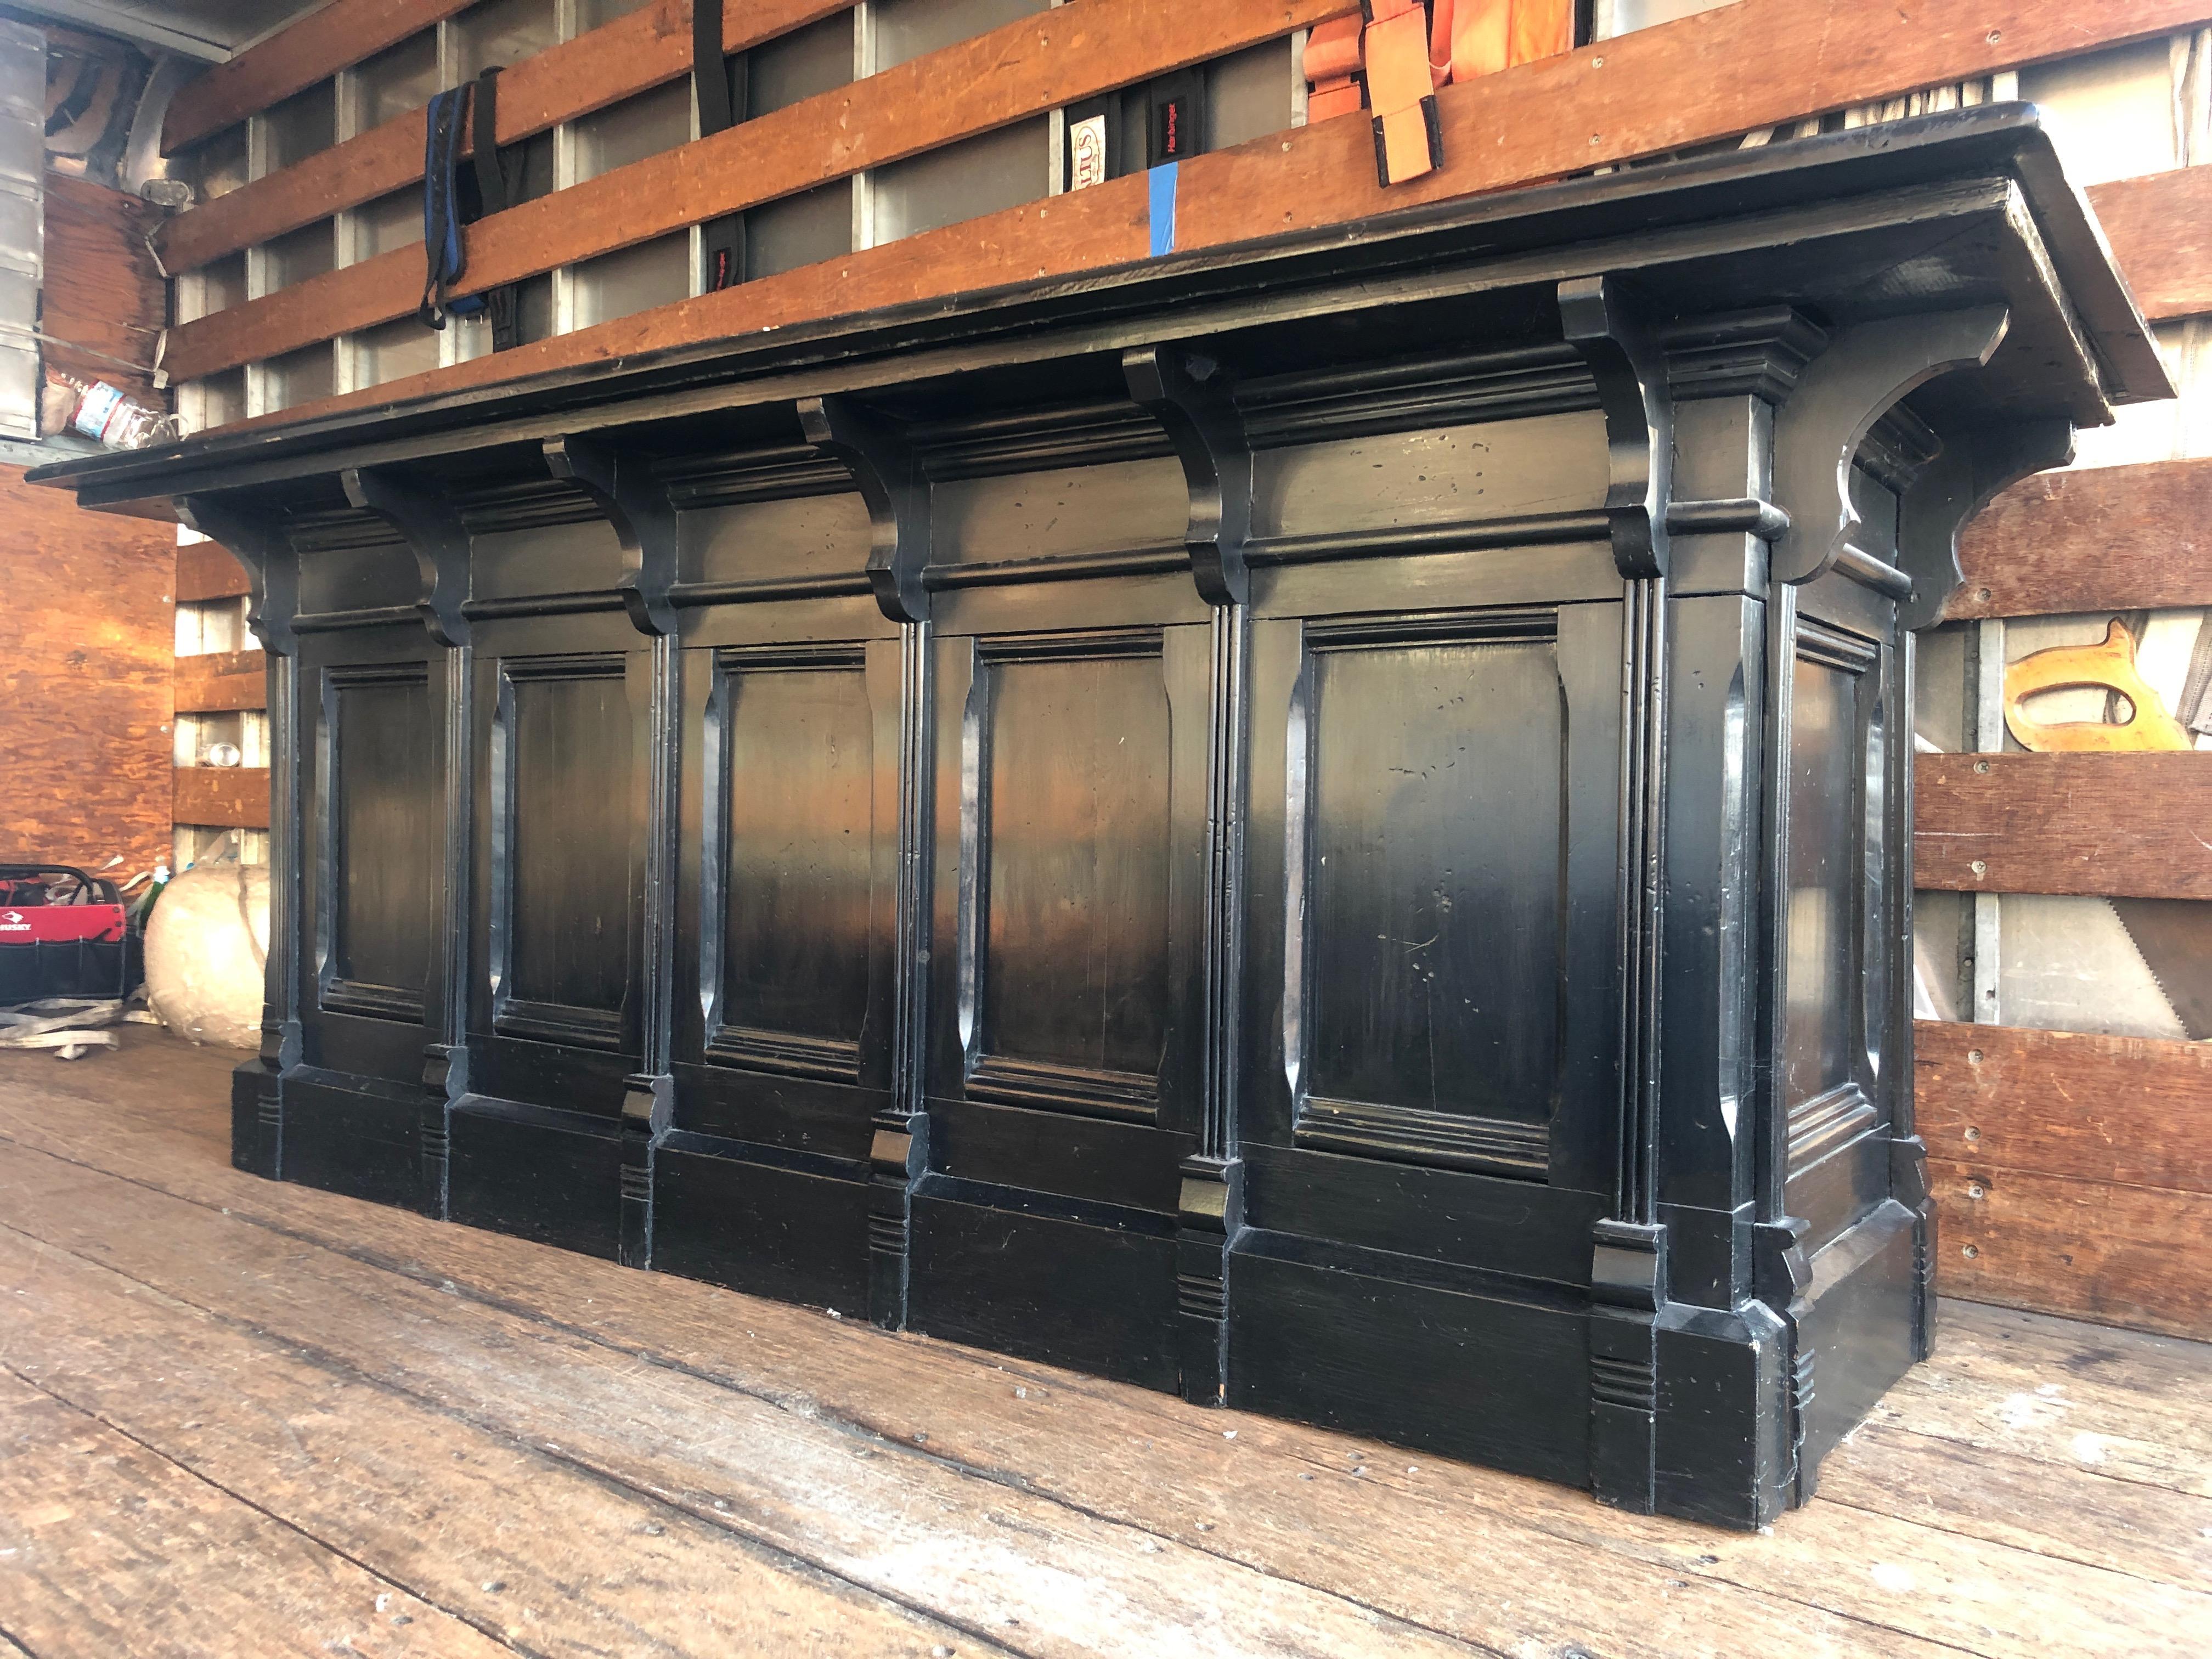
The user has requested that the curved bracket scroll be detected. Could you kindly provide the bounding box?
[1770,306,2010,589]
[544,435,678,637]
[798,394,928,624]
[1561,275,1674,582]
[177,493,298,656]
[1123,343,1252,607]
[341,466,472,647]
[1897,416,2074,633]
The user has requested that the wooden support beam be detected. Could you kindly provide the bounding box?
[165,0,1339,379]
[163,0,476,155]
[2087,164,2212,323]
[1915,752,2212,900]
[155,0,851,275]
[1918,1020,2212,1342]
[172,766,270,831]
[1916,1020,2212,1194]
[176,540,252,603]
[215,0,2212,427]
[174,649,267,714]
[1951,457,2212,619]
[1930,1157,2212,1341]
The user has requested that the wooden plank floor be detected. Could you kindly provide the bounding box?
[1,1031,2206,1658]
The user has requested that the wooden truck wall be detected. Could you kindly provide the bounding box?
[58,114,2157,1531]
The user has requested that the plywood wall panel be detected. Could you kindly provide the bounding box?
[42,175,166,405]
[0,465,173,875]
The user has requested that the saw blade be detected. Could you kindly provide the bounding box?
[2111,897,2212,1042]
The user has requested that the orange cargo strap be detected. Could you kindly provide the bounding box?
[1305,1,1578,188]
[1363,0,1442,186]
[1303,13,1366,123]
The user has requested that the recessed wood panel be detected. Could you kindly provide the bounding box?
[710,651,874,1065]
[325,666,439,1009]
[1783,639,1871,1114]
[967,635,1173,1111]
[1294,619,1564,1169]
[499,660,633,1019]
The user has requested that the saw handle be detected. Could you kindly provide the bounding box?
[2003,618,2194,753]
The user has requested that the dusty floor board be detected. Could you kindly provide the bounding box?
[0,1233,999,1658]
[0,1372,512,1658]
[1,1032,2208,1658]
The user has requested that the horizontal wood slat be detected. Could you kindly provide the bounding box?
[172,766,270,831]
[1919,1018,2212,1342]
[163,0,475,155]
[1931,1159,2212,1341]
[2086,164,2212,324]
[1915,752,2212,900]
[1949,456,2212,619]
[156,0,850,275]
[174,650,267,714]
[166,0,1338,379]
[231,0,2212,431]
[1916,1020,2212,1193]
[176,541,251,603]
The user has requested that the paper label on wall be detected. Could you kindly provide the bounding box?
[1069,114,1109,190]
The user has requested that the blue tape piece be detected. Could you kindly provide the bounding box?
[1148,162,1178,258]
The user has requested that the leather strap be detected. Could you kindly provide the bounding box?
[694,0,744,291]
[470,67,522,351]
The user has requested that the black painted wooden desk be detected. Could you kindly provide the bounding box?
[38,108,2165,1527]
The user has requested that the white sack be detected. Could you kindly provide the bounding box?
[144,864,267,1049]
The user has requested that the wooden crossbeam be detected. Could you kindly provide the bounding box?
[164,0,477,155]
[1918,1019,2212,1341]
[176,541,252,604]
[173,766,271,830]
[156,0,851,274]
[2087,163,2212,323]
[164,0,1338,380]
[175,649,267,714]
[1951,456,2212,619]
[210,0,2212,429]
[1915,752,2212,900]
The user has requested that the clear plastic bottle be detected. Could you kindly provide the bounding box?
[54,374,180,450]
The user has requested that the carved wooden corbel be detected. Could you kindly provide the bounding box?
[1770,306,2011,589]
[798,394,929,624]
[543,434,679,637]
[177,493,298,656]
[341,465,473,646]
[1561,275,1674,582]
[1123,343,1253,608]
[177,493,302,1179]
[1897,415,2074,632]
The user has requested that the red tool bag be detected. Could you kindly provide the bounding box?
[0,865,142,1005]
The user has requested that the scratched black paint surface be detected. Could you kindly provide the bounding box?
[53,112,2162,1528]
